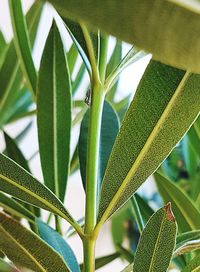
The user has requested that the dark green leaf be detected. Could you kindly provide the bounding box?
[0,212,69,272]
[132,203,177,272]
[155,172,200,232]
[79,101,119,193]
[37,219,80,272]
[0,31,8,69]
[97,61,200,226]
[37,22,71,202]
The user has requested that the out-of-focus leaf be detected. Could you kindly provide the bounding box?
[134,194,154,224]
[37,219,80,272]
[9,0,37,95]
[72,63,85,95]
[68,43,78,74]
[155,172,200,232]
[182,254,200,272]
[79,101,119,193]
[0,212,69,272]
[37,22,71,202]
[0,153,76,226]
[175,231,200,256]
[132,203,177,272]
[0,258,19,272]
[48,0,200,73]
[0,31,8,69]
[121,264,133,272]
[97,61,200,226]
[0,191,35,223]
[0,1,43,127]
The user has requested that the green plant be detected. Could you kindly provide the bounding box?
[0,0,200,271]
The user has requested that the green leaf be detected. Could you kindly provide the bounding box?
[175,230,200,256]
[0,258,19,272]
[68,43,78,74]
[0,31,8,69]
[37,22,71,202]
[0,153,75,226]
[0,1,43,127]
[4,132,30,171]
[132,203,177,272]
[0,191,35,223]
[0,212,69,272]
[121,264,133,272]
[79,100,119,193]
[182,254,200,272]
[72,62,85,95]
[9,0,37,95]
[48,0,200,73]
[134,194,154,225]
[155,172,200,232]
[37,219,80,272]
[97,61,200,225]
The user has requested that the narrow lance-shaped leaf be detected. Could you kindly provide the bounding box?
[79,101,119,194]
[0,31,8,69]
[132,203,177,272]
[97,61,200,226]
[0,1,43,127]
[37,21,71,202]
[0,153,76,227]
[49,0,200,73]
[175,230,200,256]
[155,172,200,232]
[8,0,37,95]
[37,219,80,272]
[0,212,69,272]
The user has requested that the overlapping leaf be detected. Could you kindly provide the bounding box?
[49,0,200,73]
[0,212,69,272]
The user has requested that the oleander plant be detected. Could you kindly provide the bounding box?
[0,0,200,271]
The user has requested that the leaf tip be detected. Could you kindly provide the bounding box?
[164,202,175,222]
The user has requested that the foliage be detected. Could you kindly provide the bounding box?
[0,0,199,271]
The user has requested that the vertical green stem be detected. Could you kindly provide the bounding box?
[99,36,108,82]
[83,238,96,272]
[131,196,144,234]
[84,84,105,234]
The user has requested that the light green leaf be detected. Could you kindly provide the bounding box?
[97,61,200,226]
[37,22,71,202]
[48,0,200,73]
[0,258,19,272]
[121,264,133,272]
[72,62,85,95]
[0,1,43,127]
[182,254,200,272]
[37,219,80,272]
[0,212,69,272]
[155,172,200,232]
[0,153,76,227]
[68,43,78,74]
[8,0,37,95]
[79,101,119,193]
[132,203,177,272]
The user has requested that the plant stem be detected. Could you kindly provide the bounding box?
[131,196,144,234]
[55,215,62,235]
[84,84,105,235]
[99,35,108,82]
[83,238,96,272]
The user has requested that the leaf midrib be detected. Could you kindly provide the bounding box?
[98,70,190,226]
[0,224,46,272]
[0,173,70,223]
[148,212,166,271]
